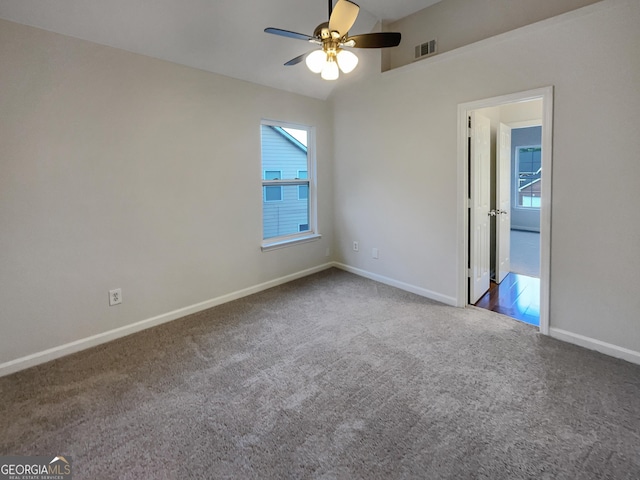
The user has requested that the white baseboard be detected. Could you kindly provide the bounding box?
[333,262,458,307]
[0,263,334,378]
[7,264,636,377]
[335,265,640,366]
[550,327,640,366]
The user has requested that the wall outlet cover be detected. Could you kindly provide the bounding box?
[109,288,122,306]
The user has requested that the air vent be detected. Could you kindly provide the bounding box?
[414,39,437,60]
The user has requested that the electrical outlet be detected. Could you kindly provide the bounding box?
[353,241,359,252]
[109,288,122,306]
[325,247,330,257]
[372,248,379,259]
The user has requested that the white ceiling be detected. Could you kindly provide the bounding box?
[0,0,441,99]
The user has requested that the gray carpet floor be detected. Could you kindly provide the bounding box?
[1,269,640,479]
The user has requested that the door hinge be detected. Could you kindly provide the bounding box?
[468,116,472,137]
[468,268,473,277]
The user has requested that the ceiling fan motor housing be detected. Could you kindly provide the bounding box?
[313,22,330,39]
[313,22,343,56]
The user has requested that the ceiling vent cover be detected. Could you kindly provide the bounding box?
[414,39,437,60]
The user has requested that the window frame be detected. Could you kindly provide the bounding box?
[514,144,542,211]
[260,119,320,251]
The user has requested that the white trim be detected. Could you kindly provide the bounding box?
[333,262,458,306]
[457,86,553,334]
[539,88,553,336]
[261,233,321,251]
[508,119,542,129]
[0,263,334,378]
[550,328,640,366]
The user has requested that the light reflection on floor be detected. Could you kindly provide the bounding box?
[514,275,540,326]
[475,273,540,327]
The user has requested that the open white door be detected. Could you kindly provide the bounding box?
[496,123,511,284]
[469,112,491,304]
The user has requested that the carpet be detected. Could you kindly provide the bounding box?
[1,269,639,479]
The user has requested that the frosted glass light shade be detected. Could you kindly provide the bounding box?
[337,50,358,74]
[305,50,326,74]
[320,58,339,80]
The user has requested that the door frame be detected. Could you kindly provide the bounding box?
[456,86,553,335]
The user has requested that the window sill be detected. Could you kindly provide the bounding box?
[261,233,322,252]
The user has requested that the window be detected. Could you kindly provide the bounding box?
[263,170,282,202]
[261,121,318,248]
[516,146,542,208]
[264,186,282,202]
[297,170,308,199]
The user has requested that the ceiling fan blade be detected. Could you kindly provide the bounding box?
[264,28,315,42]
[345,32,401,48]
[328,0,360,36]
[284,53,308,66]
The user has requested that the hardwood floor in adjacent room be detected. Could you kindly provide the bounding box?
[475,273,540,326]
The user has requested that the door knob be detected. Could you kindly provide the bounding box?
[488,209,508,216]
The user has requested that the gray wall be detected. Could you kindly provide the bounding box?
[332,0,640,353]
[0,18,333,366]
[511,127,542,232]
[386,0,602,70]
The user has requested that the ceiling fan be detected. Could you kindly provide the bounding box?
[265,0,401,80]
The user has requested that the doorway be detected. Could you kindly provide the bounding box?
[477,123,541,326]
[456,87,553,335]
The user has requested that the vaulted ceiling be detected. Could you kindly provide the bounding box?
[0,0,441,99]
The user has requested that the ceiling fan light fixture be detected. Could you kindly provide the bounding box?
[265,0,401,81]
[336,49,358,74]
[306,49,327,73]
[320,57,339,80]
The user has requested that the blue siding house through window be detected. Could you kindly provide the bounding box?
[262,126,309,239]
